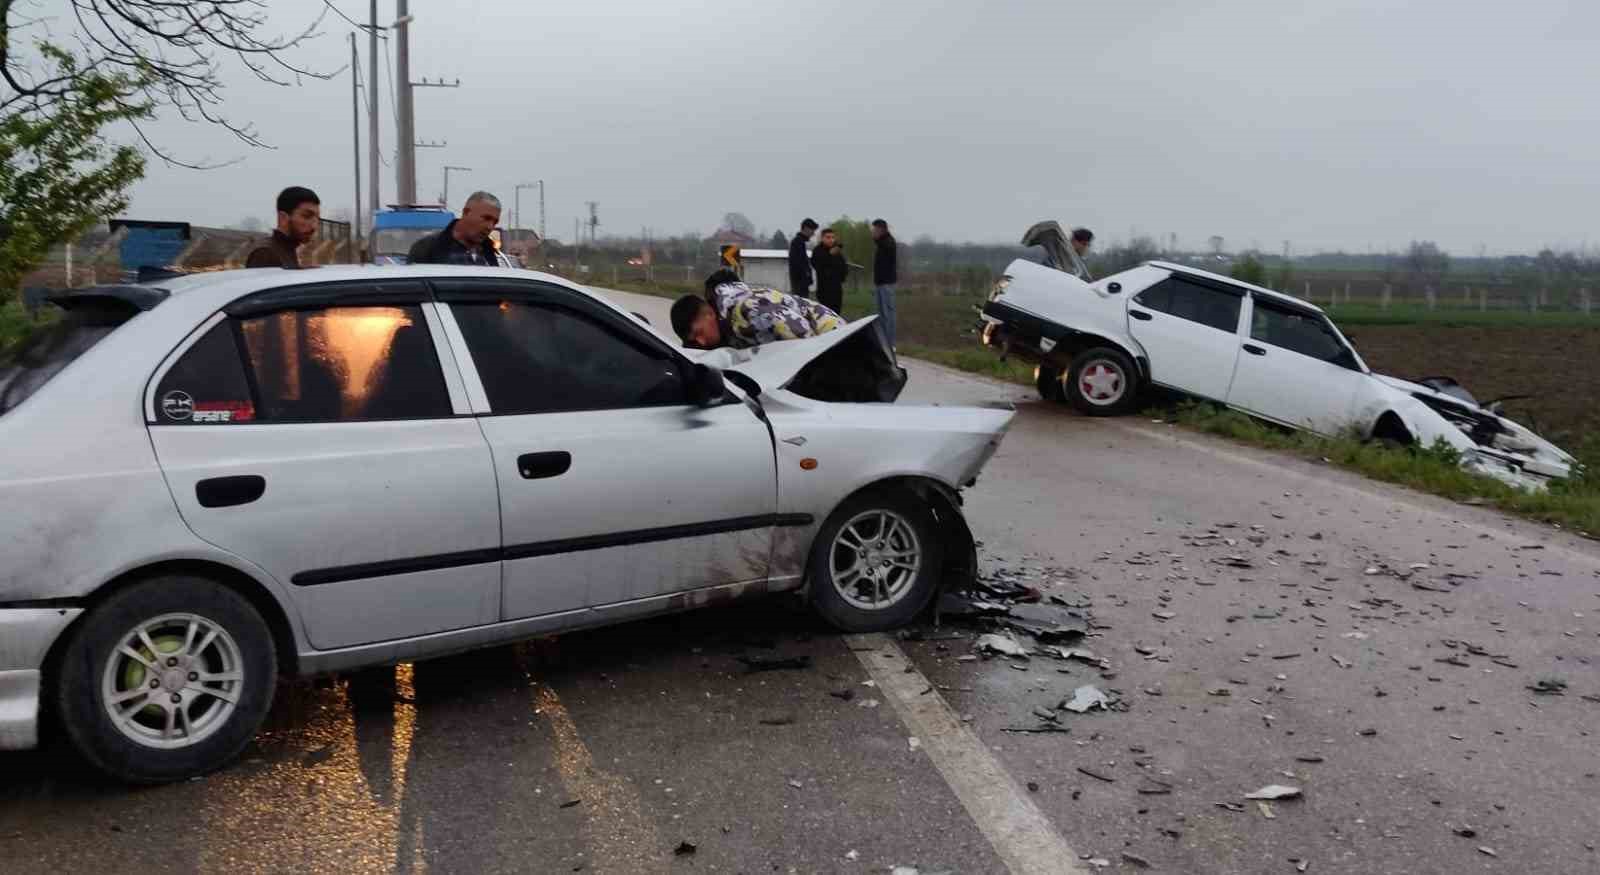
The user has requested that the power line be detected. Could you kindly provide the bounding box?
[323,1,381,34]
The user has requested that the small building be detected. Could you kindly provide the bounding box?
[736,248,799,294]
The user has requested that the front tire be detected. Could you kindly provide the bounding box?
[55,575,277,784]
[809,489,945,632]
[1064,347,1140,416]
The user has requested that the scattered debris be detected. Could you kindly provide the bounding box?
[1214,802,1245,812]
[1294,755,1325,764]
[560,799,582,809]
[674,841,697,856]
[1245,785,1302,800]
[1330,655,1353,669]
[1257,802,1277,819]
[1062,685,1113,714]
[1208,687,1233,697]
[788,779,803,789]
[845,850,859,862]
[829,689,856,702]
[759,715,796,726]
[1076,766,1117,783]
[908,737,922,752]
[975,633,1030,659]
[1121,851,1152,869]
[1452,825,1478,838]
[1477,846,1498,858]
[1137,779,1174,796]
[857,698,880,709]
[1051,647,1112,670]
[738,655,812,673]
[1527,678,1568,695]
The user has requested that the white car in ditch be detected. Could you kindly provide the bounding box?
[978,222,1574,490]
[0,266,1012,782]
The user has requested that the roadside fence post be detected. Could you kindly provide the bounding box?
[1343,281,1350,305]
[1425,285,1437,311]
[1381,283,1391,310]
[1479,287,1487,312]
[1581,287,1592,316]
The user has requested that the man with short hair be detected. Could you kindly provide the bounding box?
[1067,227,1094,280]
[671,269,842,350]
[245,186,320,269]
[407,191,502,265]
[870,218,898,348]
[810,227,849,314]
[788,218,818,298]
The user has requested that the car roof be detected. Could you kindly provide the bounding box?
[154,265,596,310]
[1144,260,1325,314]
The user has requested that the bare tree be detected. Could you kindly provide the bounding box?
[1403,240,1449,290]
[2,0,332,165]
[720,212,756,238]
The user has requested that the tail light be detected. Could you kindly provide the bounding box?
[989,276,1011,301]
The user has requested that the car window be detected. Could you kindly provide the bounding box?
[1250,298,1353,365]
[1133,278,1242,333]
[1,300,141,417]
[152,321,255,423]
[237,305,452,421]
[451,300,688,414]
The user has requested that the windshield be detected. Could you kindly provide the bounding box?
[371,228,438,261]
[0,300,139,415]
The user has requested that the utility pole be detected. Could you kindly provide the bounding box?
[443,165,471,209]
[538,180,546,241]
[367,0,379,221]
[350,33,362,263]
[586,201,599,244]
[394,0,460,205]
[515,182,539,234]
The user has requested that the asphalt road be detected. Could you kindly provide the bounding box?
[3,289,1597,874]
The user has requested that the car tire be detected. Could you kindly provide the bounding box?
[55,575,277,784]
[1064,346,1140,416]
[808,488,945,633]
[1035,364,1065,402]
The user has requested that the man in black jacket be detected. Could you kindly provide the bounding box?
[871,218,898,347]
[788,218,817,297]
[245,186,320,269]
[810,227,848,314]
[407,191,502,265]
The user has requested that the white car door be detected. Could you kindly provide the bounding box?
[1126,274,1246,401]
[433,279,781,625]
[146,281,503,651]
[1226,294,1368,433]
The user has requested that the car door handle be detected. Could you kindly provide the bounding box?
[1243,344,1267,356]
[518,451,572,480]
[196,475,266,508]
[1130,310,1153,321]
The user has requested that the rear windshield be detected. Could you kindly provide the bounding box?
[0,300,141,415]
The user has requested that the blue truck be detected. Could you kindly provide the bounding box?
[369,204,455,264]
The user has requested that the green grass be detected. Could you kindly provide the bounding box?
[1160,401,1599,536]
[1325,304,1600,328]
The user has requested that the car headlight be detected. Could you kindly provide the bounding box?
[989,276,1011,301]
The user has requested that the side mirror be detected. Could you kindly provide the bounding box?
[688,363,727,407]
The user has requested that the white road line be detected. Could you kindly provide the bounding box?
[847,633,1093,875]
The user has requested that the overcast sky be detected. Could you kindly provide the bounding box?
[118,0,1599,254]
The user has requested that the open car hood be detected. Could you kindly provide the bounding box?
[692,316,908,402]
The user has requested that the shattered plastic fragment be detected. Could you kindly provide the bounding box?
[1062,685,1112,713]
[975,633,1030,659]
[1257,801,1276,819]
[1245,784,1302,800]
[674,841,697,856]
[1121,852,1152,869]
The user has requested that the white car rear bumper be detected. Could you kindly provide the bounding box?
[0,608,83,750]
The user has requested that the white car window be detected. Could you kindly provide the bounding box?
[1249,298,1356,369]
[451,301,688,415]
[1134,278,1242,333]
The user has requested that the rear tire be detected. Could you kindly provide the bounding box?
[1064,347,1140,416]
[1035,364,1065,402]
[55,575,277,784]
[809,489,945,633]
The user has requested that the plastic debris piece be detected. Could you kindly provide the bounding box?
[1330,655,1353,669]
[1062,685,1112,714]
[1452,825,1478,838]
[829,688,856,701]
[1121,852,1152,869]
[908,737,922,752]
[1477,846,1498,858]
[975,633,1030,659]
[1257,801,1277,819]
[1527,678,1568,695]
[674,841,697,856]
[845,850,859,861]
[1076,766,1116,783]
[857,698,880,709]
[1245,784,1302,800]
[1053,647,1112,669]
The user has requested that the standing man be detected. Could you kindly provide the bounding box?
[1067,227,1094,280]
[245,186,320,268]
[810,226,849,314]
[788,218,817,298]
[870,218,898,348]
[407,191,502,265]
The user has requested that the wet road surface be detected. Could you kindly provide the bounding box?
[3,290,1597,873]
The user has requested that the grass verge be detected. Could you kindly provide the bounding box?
[1159,401,1599,536]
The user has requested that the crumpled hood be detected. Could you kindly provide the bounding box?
[1371,373,1576,487]
[692,317,891,394]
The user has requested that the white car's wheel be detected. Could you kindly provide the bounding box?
[809,489,945,632]
[1064,347,1140,416]
[56,575,277,784]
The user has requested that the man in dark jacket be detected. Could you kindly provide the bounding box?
[788,218,817,297]
[245,186,320,269]
[870,218,898,348]
[810,227,848,314]
[407,191,502,265]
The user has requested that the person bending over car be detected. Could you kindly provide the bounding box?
[672,269,843,350]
